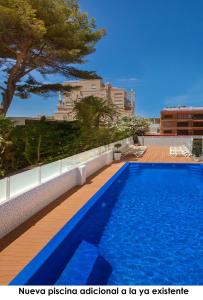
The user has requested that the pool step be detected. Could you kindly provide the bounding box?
[189,166,203,176]
[130,165,140,169]
[128,172,141,175]
[55,241,111,285]
[128,165,141,175]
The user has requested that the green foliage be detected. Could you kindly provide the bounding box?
[192,139,202,157]
[0,114,14,137]
[114,143,122,153]
[0,0,105,114]
[0,115,15,176]
[113,116,150,140]
[1,95,139,177]
[0,112,149,177]
[0,115,129,177]
[11,120,81,167]
[74,96,118,129]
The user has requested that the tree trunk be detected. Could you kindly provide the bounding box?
[0,80,16,116]
[0,41,32,116]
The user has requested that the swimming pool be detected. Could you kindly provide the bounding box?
[10,163,203,285]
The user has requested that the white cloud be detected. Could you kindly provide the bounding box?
[117,77,140,83]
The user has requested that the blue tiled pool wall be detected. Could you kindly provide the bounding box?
[18,165,130,285]
[127,162,203,173]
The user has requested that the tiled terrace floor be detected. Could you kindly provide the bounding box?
[0,146,197,284]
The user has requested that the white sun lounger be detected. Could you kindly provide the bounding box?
[170,145,192,157]
[181,145,192,157]
[122,145,147,158]
[170,147,177,156]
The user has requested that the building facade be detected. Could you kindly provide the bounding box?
[147,118,160,134]
[54,79,135,121]
[160,107,203,135]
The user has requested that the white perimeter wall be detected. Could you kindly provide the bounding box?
[0,168,79,239]
[137,136,203,150]
[0,137,133,238]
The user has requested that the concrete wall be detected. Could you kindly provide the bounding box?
[0,168,79,239]
[85,151,113,178]
[138,135,203,150]
[0,152,113,238]
[0,138,133,238]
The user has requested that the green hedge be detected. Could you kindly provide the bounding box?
[0,120,129,177]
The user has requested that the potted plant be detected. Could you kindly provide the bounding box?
[113,143,122,160]
[192,140,202,162]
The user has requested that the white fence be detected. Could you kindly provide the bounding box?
[0,137,132,204]
[0,137,133,238]
[138,135,203,150]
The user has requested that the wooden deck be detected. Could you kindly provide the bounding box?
[0,146,195,285]
[126,146,195,163]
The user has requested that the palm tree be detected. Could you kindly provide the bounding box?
[74,96,118,128]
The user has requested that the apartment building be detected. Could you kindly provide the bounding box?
[54,79,135,121]
[160,107,203,135]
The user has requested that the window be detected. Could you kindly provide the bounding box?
[177,114,192,119]
[162,114,173,119]
[193,130,203,135]
[177,122,189,127]
[177,130,189,135]
[193,122,203,127]
[163,121,173,128]
[192,114,203,120]
[163,130,172,134]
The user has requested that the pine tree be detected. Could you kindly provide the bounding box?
[0,0,105,115]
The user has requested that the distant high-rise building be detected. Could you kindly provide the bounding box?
[54,79,135,121]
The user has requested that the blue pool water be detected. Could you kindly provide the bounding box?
[10,163,203,285]
[98,164,203,285]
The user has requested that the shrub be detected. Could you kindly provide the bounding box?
[114,143,122,153]
[0,118,130,177]
[0,115,15,176]
[192,139,202,157]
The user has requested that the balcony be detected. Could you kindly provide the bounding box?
[193,122,203,127]
[192,114,203,120]
[177,122,189,127]
[161,115,174,120]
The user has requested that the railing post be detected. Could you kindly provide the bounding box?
[6,177,10,201]
[78,165,86,185]
[38,166,42,185]
[106,150,113,165]
[60,160,63,174]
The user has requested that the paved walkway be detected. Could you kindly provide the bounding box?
[0,146,196,285]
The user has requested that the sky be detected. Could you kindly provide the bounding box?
[5,0,203,118]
